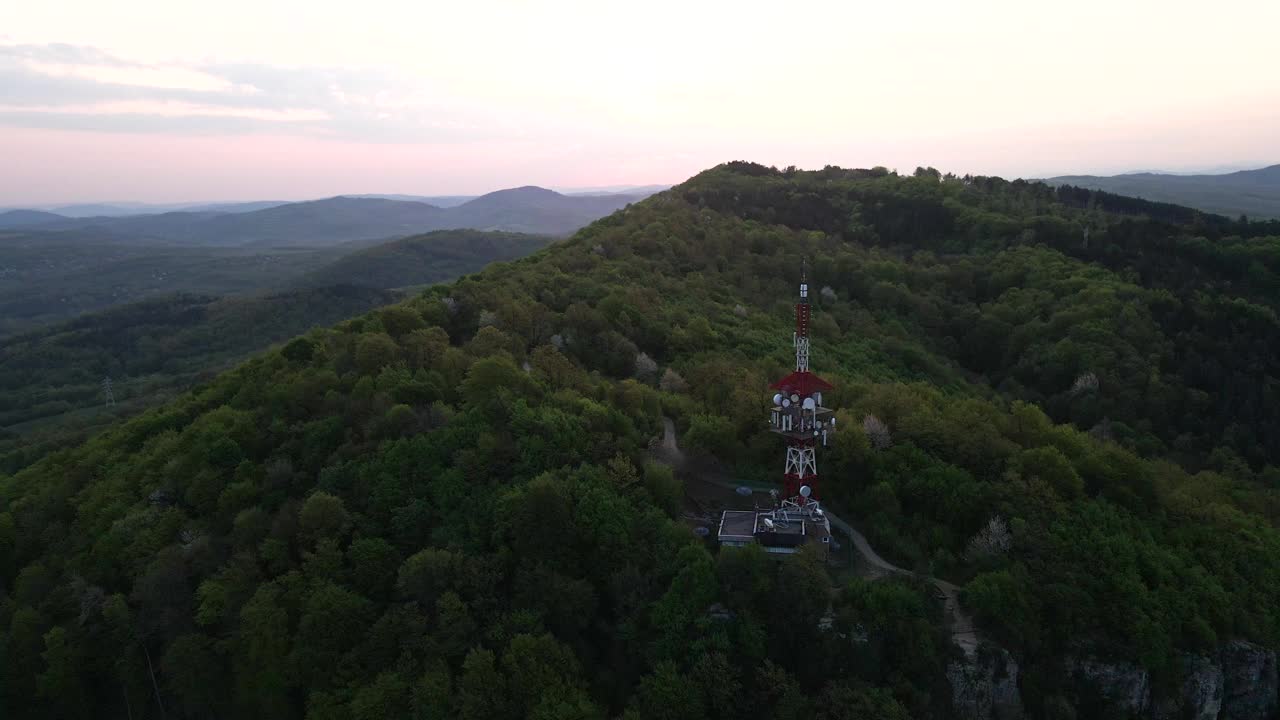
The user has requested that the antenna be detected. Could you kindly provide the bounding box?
[102,376,116,408]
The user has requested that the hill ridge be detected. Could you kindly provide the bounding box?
[4,186,637,245]
[1047,163,1280,217]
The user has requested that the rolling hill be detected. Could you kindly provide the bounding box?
[1047,163,1280,218]
[0,224,558,336]
[0,235,348,336]
[294,229,554,290]
[1,201,292,218]
[440,186,646,235]
[6,186,642,247]
[0,209,68,228]
[2,164,1278,720]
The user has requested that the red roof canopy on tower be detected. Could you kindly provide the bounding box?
[770,371,833,395]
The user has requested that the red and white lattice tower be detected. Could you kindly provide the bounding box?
[768,261,835,506]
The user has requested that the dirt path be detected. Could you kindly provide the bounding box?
[653,416,981,658]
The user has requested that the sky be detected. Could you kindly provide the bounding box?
[3,0,1279,204]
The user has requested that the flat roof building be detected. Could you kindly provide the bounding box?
[717,506,832,555]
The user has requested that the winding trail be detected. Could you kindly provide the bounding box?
[653,416,980,658]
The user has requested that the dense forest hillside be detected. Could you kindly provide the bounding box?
[0,287,397,474]
[0,234,346,335]
[1,231,558,474]
[294,230,553,290]
[0,229,554,336]
[1047,164,1280,219]
[2,163,1278,719]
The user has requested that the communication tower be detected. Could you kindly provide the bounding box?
[768,260,835,506]
[717,261,837,555]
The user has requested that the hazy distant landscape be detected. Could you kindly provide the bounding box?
[0,185,651,244]
[0,185,647,334]
[1048,164,1280,218]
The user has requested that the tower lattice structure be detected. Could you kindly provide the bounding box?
[768,263,835,505]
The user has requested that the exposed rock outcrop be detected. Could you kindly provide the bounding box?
[1067,656,1151,717]
[1152,654,1223,720]
[1220,641,1278,720]
[948,645,1024,720]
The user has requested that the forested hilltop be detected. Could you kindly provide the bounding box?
[2,162,1278,719]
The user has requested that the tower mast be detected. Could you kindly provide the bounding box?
[769,260,835,506]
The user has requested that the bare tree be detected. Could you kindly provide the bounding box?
[634,352,658,378]
[1070,372,1099,395]
[965,516,1012,562]
[660,368,688,393]
[863,414,892,450]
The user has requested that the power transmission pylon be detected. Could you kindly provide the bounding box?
[103,376,116,408]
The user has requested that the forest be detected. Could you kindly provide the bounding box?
[0,287,398,474]
[0,230,555,475]
[1,162,1278,719]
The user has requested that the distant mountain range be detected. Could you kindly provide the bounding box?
[0,209,67,227]
[0,200,291,217]
[0,185,651,244]
[1,184,665,219]
[1045,164,1280,219]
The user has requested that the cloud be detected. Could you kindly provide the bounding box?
[0,101,328,122]
[0,42,529,142]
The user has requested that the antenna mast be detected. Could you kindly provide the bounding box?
[768,259,835,506]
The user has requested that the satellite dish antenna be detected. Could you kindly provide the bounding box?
[790,394,800,403]
[799,485,812,498]
[762,517,775,529]
[782,398,791,407]
[772,393,783,405]
[803,398,816,410]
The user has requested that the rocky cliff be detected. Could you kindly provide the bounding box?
[947,641,1276,719]
[948,645,1025,720]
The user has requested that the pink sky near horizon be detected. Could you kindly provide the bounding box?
[3,0,1279,204]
